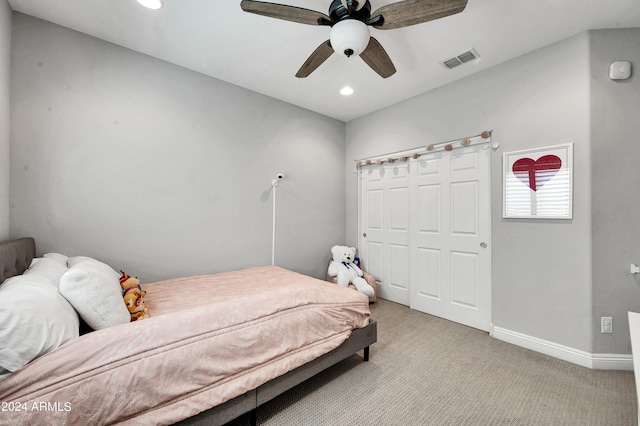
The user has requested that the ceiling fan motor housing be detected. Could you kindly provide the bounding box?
[328,0,371,22]
[330,19,371,58]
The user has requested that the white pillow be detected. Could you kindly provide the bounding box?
[43,252,69,265]
[66,256,120,280]
[0,275,80,373]
[24,257,69,288]
[59,260,130,330]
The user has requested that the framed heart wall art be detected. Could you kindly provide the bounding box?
[503,143,573,219]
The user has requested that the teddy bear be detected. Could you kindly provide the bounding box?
[327,245,374,297]
[119,270,149,321]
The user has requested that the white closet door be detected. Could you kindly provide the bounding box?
[359,143,491,331]
[361,163,411,305]
[409,145,491,331]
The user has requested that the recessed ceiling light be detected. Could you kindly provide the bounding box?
[137,0,163,10]
[340,86,354,96]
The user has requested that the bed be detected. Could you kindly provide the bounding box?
[0,237,377,425]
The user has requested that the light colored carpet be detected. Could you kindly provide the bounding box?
[227,298,637,425]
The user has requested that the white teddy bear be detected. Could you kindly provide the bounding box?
[327,245,374,297]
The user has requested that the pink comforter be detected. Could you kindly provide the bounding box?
[0,266,370,425]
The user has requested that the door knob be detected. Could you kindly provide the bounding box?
[480,242,487,248]
[363,233,367,238]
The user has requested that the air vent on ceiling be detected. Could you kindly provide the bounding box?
[442,48,480,69]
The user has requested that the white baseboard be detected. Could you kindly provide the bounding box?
[591,353,634,370]
[491,325,633,371]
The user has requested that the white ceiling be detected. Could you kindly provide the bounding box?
[7,0,640,122]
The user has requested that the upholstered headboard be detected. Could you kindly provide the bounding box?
[0,237,36,283]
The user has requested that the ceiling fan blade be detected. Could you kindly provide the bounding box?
[295,40,334,78]
[370,0,468,30]
[241,0,331,26]
[360,37,396,78]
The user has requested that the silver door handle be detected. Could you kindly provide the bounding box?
[480,242,487,248]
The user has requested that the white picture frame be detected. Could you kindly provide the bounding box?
[503,143,573,219]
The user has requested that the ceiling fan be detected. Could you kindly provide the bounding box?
[240,0,468,78]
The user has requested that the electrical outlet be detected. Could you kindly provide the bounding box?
[601,317,613,334]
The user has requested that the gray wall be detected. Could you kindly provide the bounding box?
[590,28,640,353]
[8,9,640,356]
[9,13,346,282]
[0,0,10,239]
[346,33,594,352]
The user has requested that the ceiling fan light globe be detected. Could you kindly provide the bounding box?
[330,19,370,58]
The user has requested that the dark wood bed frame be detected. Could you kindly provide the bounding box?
[0,237,377,426]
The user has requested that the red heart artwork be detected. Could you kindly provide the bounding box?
[512,155,562,191]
